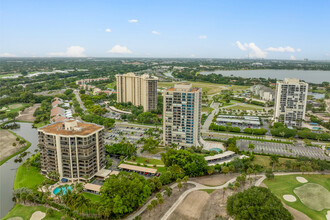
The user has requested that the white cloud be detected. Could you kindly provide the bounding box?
[152,30,160,35]
[235,41,267,58]
[297,48,302,52]
[49,46,86,57]
[105,28,112,32]
[236,41,247,51]
[266,46,296,53]
[189,54,196,58]
[107,45,132,54]
[128,19,138,23]
[199,35,207,39]
[0,52,17,57]
[290,55,296,60]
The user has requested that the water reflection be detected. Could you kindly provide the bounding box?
[0,122,38,218]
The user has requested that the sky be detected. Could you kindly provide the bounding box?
[1,0,330,60]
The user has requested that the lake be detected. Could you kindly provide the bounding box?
[0,123,38,218]
[199,69,330,84]
[308,92,325,99]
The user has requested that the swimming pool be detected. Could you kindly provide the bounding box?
[313,127,322,130]
[53,185,72,195]
[210,148,222,153]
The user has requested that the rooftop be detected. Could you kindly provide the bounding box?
[84,183,101,192]
[165,83,201,92]
[39,120,103,136]
[50,107,65,117]
[95,168,112,178]
[204,151,235,161]
[118,164,157,174]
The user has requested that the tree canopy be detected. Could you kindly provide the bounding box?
[100,172,152,217]
[227,186,293,220]
[161,149,208,177]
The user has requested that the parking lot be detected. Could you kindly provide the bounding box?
[237,139,330,161]
[105,125,148,145]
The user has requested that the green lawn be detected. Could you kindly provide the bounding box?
[158,81,237,95]
[148,147,166,155]
[33,121,49,128]
[199,189,216,194]
[0,103,28,114]
[3,204,71,220]
[14,163,47,190]
[106,82,116,89]
[264,174,330,220]
[82,192,101,203]
[0,73,20,78]
[252,155,296,171]
[128,156,164,165]
[202,106,214,114]
[230,104,263,111]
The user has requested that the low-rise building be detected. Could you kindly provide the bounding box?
[250,85,275,101]
[216,115,260,128]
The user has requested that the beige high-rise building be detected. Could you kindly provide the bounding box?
[274,78,308,127]
[163,83,202,147]
[116,73,158,112]
[38,120,105,181]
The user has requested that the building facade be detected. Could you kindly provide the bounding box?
[163,83,202,147]
[116,73,158,112]
[250,84,275,101]
[38,120,105,181]
[274,78,308,127]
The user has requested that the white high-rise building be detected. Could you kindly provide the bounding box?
[163,83,202,147]
[273,78,308,127]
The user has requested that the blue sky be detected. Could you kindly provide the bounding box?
[1,0,329,59]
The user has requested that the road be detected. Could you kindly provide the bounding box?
[202,101,219,132]
[74,90,86,112]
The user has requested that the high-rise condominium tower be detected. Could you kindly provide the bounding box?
[38,120,105,181]
[116,73,158,112]
[274,78,308,127]
[163,83,202,147]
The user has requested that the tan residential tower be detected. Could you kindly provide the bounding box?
[116,73,158,112]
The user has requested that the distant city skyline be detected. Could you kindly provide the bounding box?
[1,0,330,60]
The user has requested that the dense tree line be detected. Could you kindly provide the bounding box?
[105,141,137,158]
[100,172,154,218]
[81,114,115,128]
[161,149,208,177]
[209,123,267,135]
[227,186,293,220]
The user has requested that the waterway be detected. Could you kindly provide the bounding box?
[0,122,38,218]
[308,92,325,99]
[199,69,330,84]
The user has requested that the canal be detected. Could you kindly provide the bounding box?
[0,122,38,218]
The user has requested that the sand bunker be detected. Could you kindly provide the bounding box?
[296,176,308,183]
[30,211,46,220]
[169,191,210,220]
[283,194,297,202]
[326,210,330,220]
